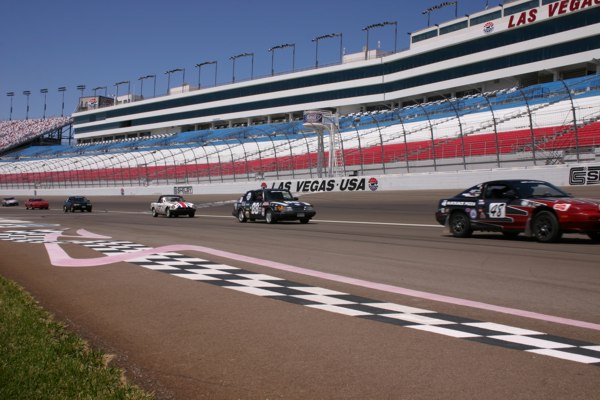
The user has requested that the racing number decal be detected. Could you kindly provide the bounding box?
[489,203,506,218]
[251,202,262,215]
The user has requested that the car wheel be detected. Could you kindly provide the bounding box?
[532,211,562,243]
[265,210,276,224]
[152,208,158,217]
[70,205,75,212]
[88,208,92,213]
[166,208,172,218]
[63,205,68,213]
[299,218,310,224]
[449,212,472,238]
[189,212,195,218]
[587,232,600,243]
[237,208,247,223]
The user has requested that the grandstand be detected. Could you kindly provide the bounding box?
[1,0,599,191]
[1,74,599,190]
[0,117,72,156]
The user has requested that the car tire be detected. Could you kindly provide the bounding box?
[166,208,172,218]
[265,210,276,224]
[63,205,69,213]
[189,212,195,218]
[449,212,472,238]
[532,211,562,243]
[299,218,310,224]
[152,208,158,217]
[237,208,247,223]
[70,205,75,212]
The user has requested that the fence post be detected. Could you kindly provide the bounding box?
[558,79,580,163]
[414,101,437,171]
[517,87,537,166]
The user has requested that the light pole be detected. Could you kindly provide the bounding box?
[138,75,156,98]
[40,89,48,119]
[6,92,14,121]
[76,84,86,97]
[165,68,185,94]
[229,52,254,83]
[114,81,130,104]
[23,90,31,120]
[268,43,295,76]
[422,1,458,26]
[58,87,66,117]
[93,86,107,96]
[363,21,397,60]
[195,61,217,88]
[312,33,342,68]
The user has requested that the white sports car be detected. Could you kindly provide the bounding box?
[1,197,19,207]
[150,195,196,218]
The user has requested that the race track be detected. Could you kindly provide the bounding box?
[1,188,599,399]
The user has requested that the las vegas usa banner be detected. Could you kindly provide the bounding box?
[504,0,600,30]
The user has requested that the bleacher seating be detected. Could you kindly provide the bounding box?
[1,74,599,187]
[0,117,71,154]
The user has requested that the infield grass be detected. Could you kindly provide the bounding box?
[0,276,153,400]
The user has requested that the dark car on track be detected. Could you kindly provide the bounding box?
[63,196,92,212]
[435,179,600,243]
[25,198,49,210]
[233,188,316,224]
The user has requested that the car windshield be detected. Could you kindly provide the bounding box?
[513,181,570,198]
[265,191,294,201]
[168,196,183,202]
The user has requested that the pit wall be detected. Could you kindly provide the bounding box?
[3,163,599,198]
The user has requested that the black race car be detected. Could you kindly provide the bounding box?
[63,196,93,212]
[233,189,316,224]
[435,179,600,243]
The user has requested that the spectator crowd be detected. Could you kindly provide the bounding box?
[0,117,71,153]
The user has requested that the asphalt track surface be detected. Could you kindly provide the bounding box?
[1,188,600,399]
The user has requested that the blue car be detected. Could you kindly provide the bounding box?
[63,196,93,212]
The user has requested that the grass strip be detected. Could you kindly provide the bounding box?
[0,275,153,399]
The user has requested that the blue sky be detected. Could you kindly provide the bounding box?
[0,0,495,120]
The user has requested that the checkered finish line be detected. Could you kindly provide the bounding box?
[2,226,600,367]
[79,238,600,367]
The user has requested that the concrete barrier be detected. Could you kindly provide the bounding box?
[4,163,599,197]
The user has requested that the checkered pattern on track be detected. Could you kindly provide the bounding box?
[2,227,600,367]
[88,239,600,367]
[0,229,64,243]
